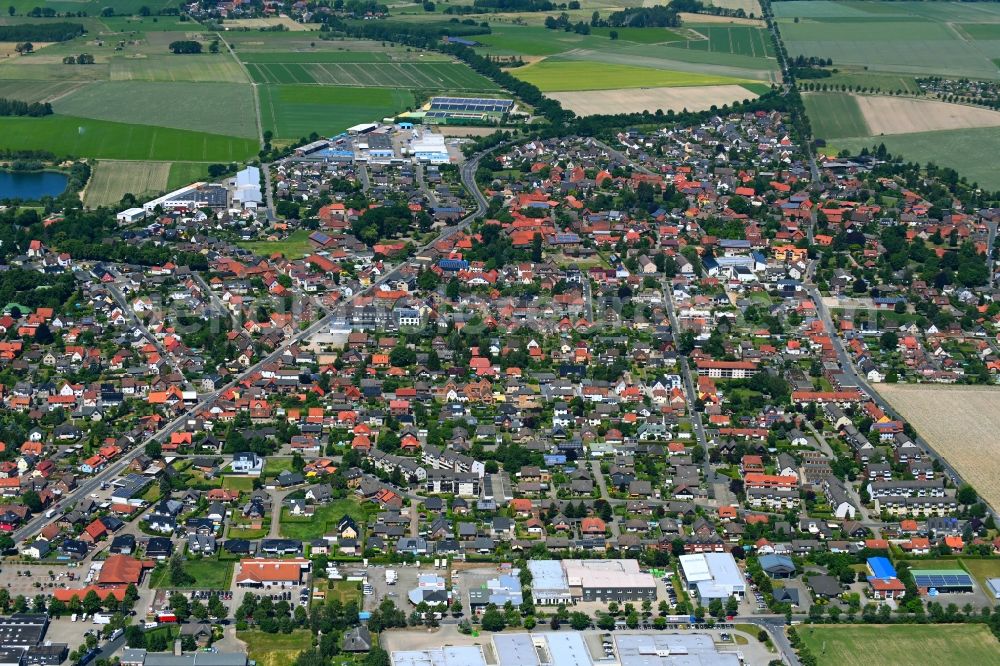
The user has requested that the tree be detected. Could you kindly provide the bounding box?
[82,590,102,615]
[209,39,220,53]
[145,441,162,459]
[191,599,208,621]
[957,484,978,505]
[569,611,590,630]
[480,607,506,631]
[446,278,460,300]
[879,331,898,351]
[168,40,202,54]
[21,490,43,513]
[169,592,191,621]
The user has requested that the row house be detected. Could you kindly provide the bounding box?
[874,495,958,517]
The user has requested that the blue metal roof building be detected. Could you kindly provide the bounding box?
[867,556,896,580]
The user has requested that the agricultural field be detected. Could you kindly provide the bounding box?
[803,92,869,139]
[167,162,210,190]
[836,126,1000,190]
[550,83,762,116]
[0,79,87,102]
[875,384,1000,512]
[774,0,1000,80]
[83,160,171,208]
[0,115,257,161]
[245,60,498,89]
[510,59,752,92]
[109,53,249,83]
[821,68,919,94]
[52,81,258,138]
[682,24,775,57]
[796,624,1000,666]
[259,84,414,141]
[854,95,1000,135]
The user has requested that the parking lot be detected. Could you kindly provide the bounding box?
[363,563,427,611]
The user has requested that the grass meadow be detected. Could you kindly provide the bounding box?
[259,84,414,140]
[237,229,315,258]
[511,59,751,91]
[238,630,312,666]
[797,624,1000,666]
[803,92,869,139]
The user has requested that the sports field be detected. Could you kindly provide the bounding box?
[245,60,497,89]
[259,84,414,140]
[796,624,1000,666]
[84,160,171,208]
[803,92,869,139]
[53,81,258,138]
[0,115,257,161]
[511,59,751,92]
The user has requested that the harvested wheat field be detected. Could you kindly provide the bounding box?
[855,95,1000,135]
[677,11,764,25]
[550,84,759,116]
[876,384,1000,510]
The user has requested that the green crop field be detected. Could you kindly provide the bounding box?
[0,80,88,103]
[797,624,1000,666]
[99,16,198,32]
[0,115,257,161]
[53,81,258,138]
[589,26,687,44]
[510,59,751,91]
[168,162,209,189]
[246,60,497,89]
[803,92,869,139]
[835,126,1000,190]
[259,84,414,140]
[776,1,1000,79]
[109,53,249,83]
[821,68,919,94]
[83,160,171,208]
[239,50,392,63]
[684,25,775,57]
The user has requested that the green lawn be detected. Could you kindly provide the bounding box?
[0,115,257,161]
[803,92,869,140]
[222,476,256,492]
[263,457,294,480]
[53,81,259,139]
[258,84,414,141]
[509,59,752,92]
[236,229,314,259]
[281,498,375,540]
[903,557,1000,592]
[149,559,234,590]
[797,624,1000,666]
[228,526,268,539]
[324,580,362,605]
[238,630,313,666]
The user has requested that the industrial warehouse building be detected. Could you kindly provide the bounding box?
[391,632,741,666]
[527,559,657,604]
[678,552,748,601]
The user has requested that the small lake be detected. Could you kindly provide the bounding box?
[0,170,68,200]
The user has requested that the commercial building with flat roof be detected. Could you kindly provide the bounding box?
[493,632,591,666]
[564,559,657,602]
[528,560,572,605]
[678,553,747,601]
[615,633,741,666]
[392,646,487,666]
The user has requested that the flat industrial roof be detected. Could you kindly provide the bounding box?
[527,560,569,594]
[680,553,746,589]
[493,634,539,666]
[391,646,487,666]
[615,633,741,666]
